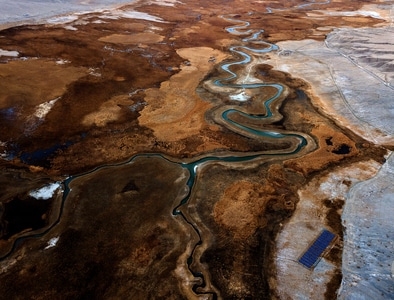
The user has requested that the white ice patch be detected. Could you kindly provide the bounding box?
[150,0,183,6]
[46,15,79,24]
[56,59,70,65]
[64,25,78,31]
[101,10,166,23]
[149,25,163,31]
[91,19,106,24]
[98,14,119,20]
[29,182,62,200]
[277,63,290,73]
[229,91,250,101]
[34,97,60,119]
[0,49,19,57]
[321,10,383,19]
[89,67,101,77]
[45,236,59,250]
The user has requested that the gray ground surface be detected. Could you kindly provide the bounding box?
[0,0,135,26]
[268,20,394,299]
[268,26,394,146]
[275,160,382,299]
[326,26,394,88]
[340,152,394,299]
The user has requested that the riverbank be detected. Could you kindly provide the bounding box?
[0,0,393,298]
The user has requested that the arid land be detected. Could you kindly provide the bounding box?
[0,0,393,299]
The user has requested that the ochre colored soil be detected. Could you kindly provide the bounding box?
[138,47,229,142]
[0,0,390,299]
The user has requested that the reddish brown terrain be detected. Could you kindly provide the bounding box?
[0,0,393,299]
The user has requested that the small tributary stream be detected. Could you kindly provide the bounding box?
[2,14,314,299]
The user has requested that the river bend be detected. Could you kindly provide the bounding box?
[1,14,316,299]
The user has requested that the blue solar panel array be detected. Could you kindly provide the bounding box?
[298,229,336,269]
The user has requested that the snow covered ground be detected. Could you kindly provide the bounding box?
[340,152,394,299]
[0,0,136,26]
[29,182,62,200]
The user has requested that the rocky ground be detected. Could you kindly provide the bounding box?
[0,0,393,299]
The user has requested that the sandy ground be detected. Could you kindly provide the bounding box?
[138,47,228,142]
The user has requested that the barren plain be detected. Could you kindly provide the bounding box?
[0,0,393,299]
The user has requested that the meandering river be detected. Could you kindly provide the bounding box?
[1,14,316,298]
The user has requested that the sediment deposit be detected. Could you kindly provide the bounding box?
[0,0,393,299]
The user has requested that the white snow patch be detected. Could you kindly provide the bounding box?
[56,59,70,65]
[75,9,106,16]
[98,14,119,20]
[0,49,19,57]
[46,15,79,24]
[118,11,165,22]
[64,25,78,31]
[149,25,163,31]
[149,0,183,6]
[229,91,251,101]
[320,10,383,19]
[29,182,62,200]
[92,19,106,24]
[101,10,166,23]
[34,97,60,119]
[89,67,101,77]
[45,236,59,250]
[277,63,290,73]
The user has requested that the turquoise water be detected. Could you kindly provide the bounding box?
[1,13,310,299]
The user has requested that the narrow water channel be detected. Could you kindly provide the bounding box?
[1,13,314,298]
